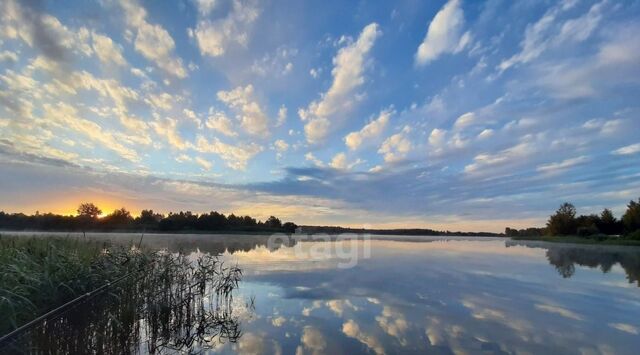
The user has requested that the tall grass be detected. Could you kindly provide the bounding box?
[0,236,249,353]
[0,236,151,335]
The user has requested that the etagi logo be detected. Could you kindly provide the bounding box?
[267,233,371,269]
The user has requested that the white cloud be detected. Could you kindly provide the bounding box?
[330,152,347,169]
[195,136,262,170]
[276,105,287,127]
[273,139,289,152]
[151,117,187,150]
[194,0,218,16]
[284,62,293,74]
[329,152,362,170]
[0,1,93,62]
[536,156,589,175]
[453,112,475,130]
[194,156,213,170]
[464,140,536,176]
[62,71,146,132]
[91,32,126,66]
[189,0,259,57]
[369,165,383,173]
[300,23,381,144]
[251,46,297,77]
[309,67,322,79]
[533,23,640,100]
[344,109,391,150]
[612,143,640,156]
[43,102,139,161]
[304,152,324,167]
[145,92,173,111]
[428,128,447,146]
[175,154,192,163]
[303,118,330,145]
[217,84,269,136]
[554,1,606,45]
[378,126,412,163]
[119,0,187,78]
[415,0,470,65]
[205,110,237,137]
[0,50,19,64]
[499,0,604,72]
[477,128,493,140]
[182,109,203,128]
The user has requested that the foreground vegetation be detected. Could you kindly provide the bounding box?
[0,236,247,353]
[506,197,640,244]
[0,236,151,335]
[0,202,297,233]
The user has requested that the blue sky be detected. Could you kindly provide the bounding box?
[1,0,639,231]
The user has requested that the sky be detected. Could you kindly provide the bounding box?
[1,0,639,232]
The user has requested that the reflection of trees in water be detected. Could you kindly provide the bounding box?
[4,253,252,354]
[146,234,298,255]
[507,240,640,286]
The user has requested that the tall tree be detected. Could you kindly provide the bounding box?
[546,202,577,236]
[265,216,282,228]
[622,198,640,233]
[77,203,102,219]
[598,208,621,235]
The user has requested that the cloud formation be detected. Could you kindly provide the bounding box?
[299,23,381,144]
[415,0,470,65]
[0,0,639,230]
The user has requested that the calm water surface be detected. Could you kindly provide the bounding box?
[4,233,640,354]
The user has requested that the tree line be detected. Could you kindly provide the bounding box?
[505,198,640,239]
[298,225,499,236]
[0,202,298,234]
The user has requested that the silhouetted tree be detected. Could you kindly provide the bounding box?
[282,222,297,234]
[137,209,163,230]
[265,216,282,229]
[597,208,623,235]
[77,203,102,219]
[622,198,640,234]
[101,208,133,229]
[576,214,601,236]
[546,202,578,236]
[505,227,545,237]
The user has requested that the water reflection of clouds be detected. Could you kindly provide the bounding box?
[12,235,640,353]
[298,326,327,355]
[608,323,639,335]
[534,303,584,321]
[342,320,385,355]
[231,238,640,354]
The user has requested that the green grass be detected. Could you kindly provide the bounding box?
[0,236,152,335]
[511,235,640,246]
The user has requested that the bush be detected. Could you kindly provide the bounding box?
[625,230,640,240]
[577,225,599,237]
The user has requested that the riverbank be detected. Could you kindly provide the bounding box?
[511,235,640,246]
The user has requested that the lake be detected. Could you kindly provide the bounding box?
[2,232,640,354]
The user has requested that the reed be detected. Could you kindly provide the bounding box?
[0,236,248,353]
[2,236,120,333]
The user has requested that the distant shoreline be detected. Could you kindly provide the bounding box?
[0,229,502,237]
[512,235,640,246]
